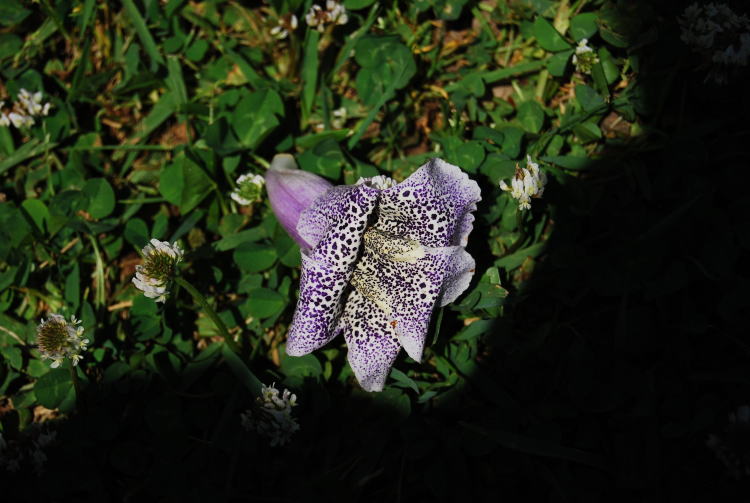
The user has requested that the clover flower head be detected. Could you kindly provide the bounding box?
[331,106,348,129]
[268,155,481,392]
[326,0,348,25]
[241,383,300,446]
[132,239,183,303]
[679,2,750,84]
[356,174,396,190]
[231,173,265,206]
[499,155,547,211]
[0,424,57,475]
[8,112,34,129]
[18,89,51,117]
[36,314,89,369]
[572,38,599,75]
[270,13,298,39]
[0,89,52,130]
[706,404,750,479]
[305,1,347,32]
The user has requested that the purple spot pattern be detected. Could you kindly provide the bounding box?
[285,158,481,391]
[286,184,379,356]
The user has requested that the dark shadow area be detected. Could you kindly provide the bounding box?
[4,1,750,502]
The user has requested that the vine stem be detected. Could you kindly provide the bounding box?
[174,277,242,355]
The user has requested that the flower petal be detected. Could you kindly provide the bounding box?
[350,244,465,361]
[287,183,380,356]
[377,158,481,247]
[338,289,402,392]
[265,154,334,249]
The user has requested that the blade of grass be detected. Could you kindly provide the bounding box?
[121,0,165,71]
[0,138,58,176]
[301,29,320,124]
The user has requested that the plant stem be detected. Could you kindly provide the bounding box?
[68,362,84,412]
[503,208,528,257]
[175,277,242,354]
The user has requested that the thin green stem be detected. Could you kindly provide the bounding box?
[68,362,84,412]
[503,208,528,257]
[174,277,242,354]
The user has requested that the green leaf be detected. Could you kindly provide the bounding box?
[547,49,573,77]
[533,17,572,52]
[243,288,286,319]
[344,0,377,9]
[280,347,322,378]
[231,89,285,149]
[575,84,605,112]
[453,141,486,174]
[34,368,75,409]
[21,199,50,233]
[0,34,22,60]
[233,243,277,272]
[301,29,320,121]
[569,13,598,41]
[572,121,602,142]
[516,101,545,134]
[221,344,262,395]
[159,154,213,213]
[0,0,31,26]
[541,155,592,170]
[499,126,524,158]
[83,178,116,219]
[390,367,419,393]
[121,0,165,70]
[124,218,150,247]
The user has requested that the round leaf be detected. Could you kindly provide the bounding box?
[533,17,572,52]
[244,287,286,319]
[570,13,599,41]
[35,368,74,409]
[83,178,116,219]
[233,243,277,272]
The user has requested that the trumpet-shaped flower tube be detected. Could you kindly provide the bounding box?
[264,154,334,249]
[268,156,481,392]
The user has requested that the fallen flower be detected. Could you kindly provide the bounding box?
[268,155,480,391]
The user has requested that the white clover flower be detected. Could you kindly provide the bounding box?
[499,155,547,211]
[572,38,599,75]
[356,174,396,190]
[331,106,347,129]
[8,112,34,129]
[305,4,326,31]
[132,239,183,302]
[305,1,348,32]
[707,404,750,479]
[326,0,348,25]
[231,173,265,206]
[0,89,52,130]
[679,2,750,83]
[17,89,51,116]
[241,383,300,447]
[270,13,298,39]
[36,314,89,369]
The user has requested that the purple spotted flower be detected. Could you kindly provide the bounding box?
[265,154,334,249]
[268,156,481,391]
